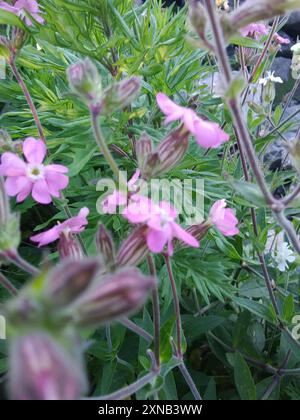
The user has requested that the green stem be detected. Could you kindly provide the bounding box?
[91,111,127,191]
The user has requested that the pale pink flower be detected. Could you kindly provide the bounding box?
[240,23,269,39]
[102,170,140,214]
[30,207,89,247]
[0,0,44,26]
[209,199,239,237]
[156,93,229,149]
[273,33,291,45]
[0,137,69,204]
[123,196,199,255]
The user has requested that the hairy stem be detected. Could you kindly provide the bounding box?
[3,250,40,276]
[9,59,46,143]
[91,111,127,190]
[0,272,18,295]
[120,318,153,343]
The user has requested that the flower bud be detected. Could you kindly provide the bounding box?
[44,258,101,308]
[11,27,28,51]
[9,333,87,400]
[100,77,141,115]
[189,0,207,38]
[67,59,102,107]
[58,231,83,261]
[185,221,211,243]
[117,226,149,267]
[72,268,155,327]
[96,224,115,267]
[135,132,153,174]
[152,126,189,177]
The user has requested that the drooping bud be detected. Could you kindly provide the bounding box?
[9,333,87,400]
[100,77,141,115]
[58,231,83,261]
[67,58,102,107]
[71,268,155,327]
[291,43,300,80]
[189,0,207,38]
[185,221,211,243]
[0,129,20,153]
[117,226,149,267]
[152,126,189,177]
[44,258,101,308]
[11,27,28,51]
[95,224,115,267]
[135,132,153,174]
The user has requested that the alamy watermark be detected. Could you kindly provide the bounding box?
[0,58,6,80]
[96,172,205,225]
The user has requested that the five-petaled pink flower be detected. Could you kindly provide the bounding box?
[209,199,239,237]
[123,196,199,255]
[0,137,69,204]
[0,0,44,26]
[156,93,229,149]
[30,207,89,247]
[102,170,140,214]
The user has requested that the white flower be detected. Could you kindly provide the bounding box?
[259,71,283,86]
[291,43,300,55]
[273,242,296,272]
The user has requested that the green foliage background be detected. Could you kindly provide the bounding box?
[0,0,300,400]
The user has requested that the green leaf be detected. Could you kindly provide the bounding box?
[230,179,267,208]
[283,294,295,323]
[233,353,257,400]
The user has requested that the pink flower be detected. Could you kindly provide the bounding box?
[273,33,291,45]
[102,170,140,214]
[209,199,239,237]
[0,0,44,26]
[156,93,229,149]
[0,137,69,204]
[123,196,199,255]
[30,207,89,247]
[240,23,269,39]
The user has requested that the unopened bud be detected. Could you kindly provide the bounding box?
[100,77,141,115]
[45,258,100,308]
[67,59,102,107]
[72,268,155,327]
[291,43,300,80]
[117,226,149,267]
[11,27,28,51]
[9,333,87,400]
[135,132,153,174]
[185,221,211,244]
[189,0,207,38]
[152,126,189,177]
[58,231,83,261]
[96,224,115,267]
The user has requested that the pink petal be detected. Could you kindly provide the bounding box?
[0,153,27,176]
[210,199,226,223]
[32,179,52,204]
[0,3,18,14]
[171,222,199,248]
[146,228,168,253]
[45,171,69,197]
[123,196,154,224]
[60,208,89,233]
[23,138,47,164]
[16,179,33,202]
[128,169,140,188]
[4,176,30,197]
[194,120,229,149]
[45,164,68,174]
[156,93,183,117]
[30,226,60,247]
